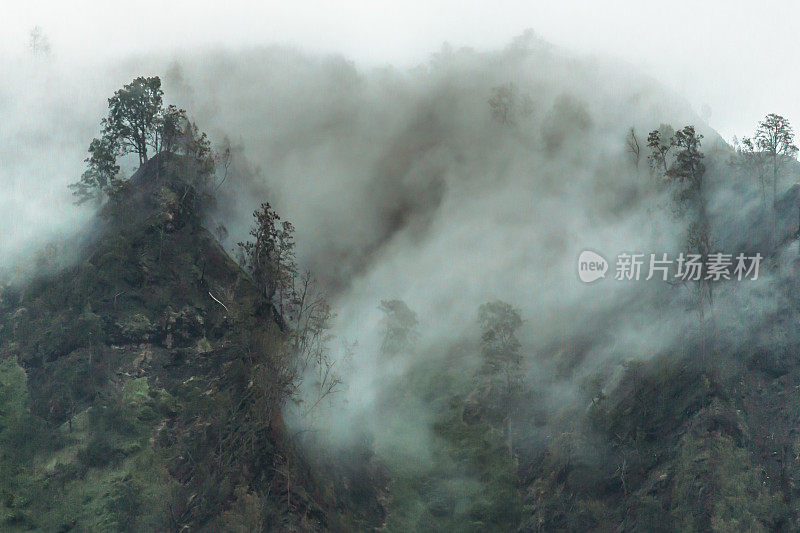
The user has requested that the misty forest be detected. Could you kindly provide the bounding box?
[6,25,800,533]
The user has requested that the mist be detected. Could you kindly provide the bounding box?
[3,25,798,529]
[0,33,758,411]
[152,38,791,469]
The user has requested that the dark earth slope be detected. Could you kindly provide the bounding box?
[0,154,384,531]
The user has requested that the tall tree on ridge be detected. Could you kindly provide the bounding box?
[754,114,798,240]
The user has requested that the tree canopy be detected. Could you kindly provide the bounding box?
[104,76,164,166]
[669,125,705,185]
[70,76,215,204]
[237,202,297,311]
[754,113,797,162]
[69,136,120,204]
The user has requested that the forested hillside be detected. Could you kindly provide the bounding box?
[4,34,800,531]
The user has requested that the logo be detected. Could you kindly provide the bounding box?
[578,250,608,283]
[577,250,762,284]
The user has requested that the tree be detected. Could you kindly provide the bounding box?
[103,76,164,166]
[156,104,187,155]
[478,301,522,381]
[626,128,641,169]
[673,126,711,309]
[753,114,798,238]
[477,300,524,454]
[68,136,120,204]
[237,204,339,415]
[378,300,418,356]
[290,271,338,414]
[669,126,705,186]
[70,75,224,204]
[213,138,233,193]
[732,136,769,206]
[489,83,532,126]
[28,26,51,57]
[237,203,297,314]
[169,119,216,203]
[646,124,675,177]
[650,124,712,314]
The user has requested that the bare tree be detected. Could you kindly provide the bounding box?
[290,271,339,414]
[28,26,51,57]
[238,205,341,415]
[213,138,233,192]
[626,127,641,169]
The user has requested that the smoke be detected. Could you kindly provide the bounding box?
[1,32,788,470]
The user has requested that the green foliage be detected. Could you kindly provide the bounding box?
[76,304,106,346]
[5,141,343,530]
[647,124,675,176]
[69,136,121,204]
[383,400,521,532]
[647,123,705,187]
[0,375,178,531]
[105,76,164,166]
[79,431,122,468]
[237,202,296,306]
[474,300,524,430]
[646,123,710,306]
[157,104,187,154]
[235,204,339,417]
[669,126,705,185]
[754,113,798,160]
[0,359,28,423]
[377,340,520,532]
[69,75,220,205]
[671,432,784,532]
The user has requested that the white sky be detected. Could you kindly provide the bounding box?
[2,0,799,140]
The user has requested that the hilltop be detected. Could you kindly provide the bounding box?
[0,153,385,531]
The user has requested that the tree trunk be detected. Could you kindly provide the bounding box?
[773,153,778,245]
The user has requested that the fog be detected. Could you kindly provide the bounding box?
[0,12,794,482]
[6,1,800,140]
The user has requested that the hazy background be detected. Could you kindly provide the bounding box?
[0,0,790,458]
[3,0,797,140]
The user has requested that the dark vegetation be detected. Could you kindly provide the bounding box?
[4,68,800,532]
[0,77,370,531]
[373,112,800,531]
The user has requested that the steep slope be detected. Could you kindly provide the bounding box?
[354,153,800,531]
[0,154,372,531]
[6,40,800,531]
[508,172,800,531]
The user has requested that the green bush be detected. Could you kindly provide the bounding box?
[79,432,121,468]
